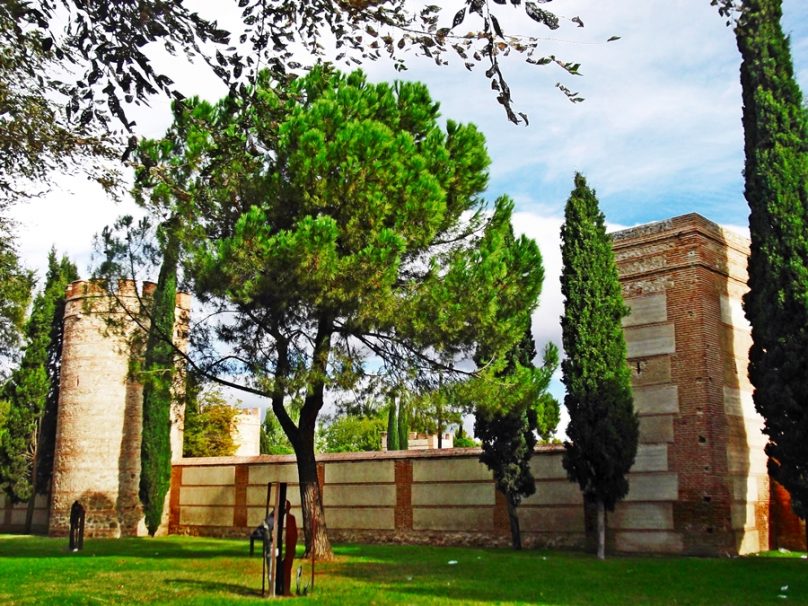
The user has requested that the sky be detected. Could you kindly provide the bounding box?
[9,0,808,425]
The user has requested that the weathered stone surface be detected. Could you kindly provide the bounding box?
[324,484,396,507]
[326,507,395,530]
[411,483,494,507]
[624,473,678,502]
[632,445,669,472]
[615,530,683,553]
[413,458,491,483]
[633,385,679,415]
[736,529,761,555]
[326,460,394,484]
[248,464,299,485]
[723,387,757,420]
[232,408,261,457]
[732,503,756,530]
[179,486,235,507]
[522,481,583,506]
[518,507,585,533]
[630,356,672,386]
[625,324,676,358]
[726,445,767,474]
[529,454,567,480]
[247,506,303,527]
[412,507,491,531]
[182,466,235,486]
[609,503,674,530]
[720,294,750,329]
[623,294,667,327]
[639,415,674,443]
[246,485,301,508]
[179,506,233,526]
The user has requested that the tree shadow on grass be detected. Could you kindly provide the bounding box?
[166,578,261,598]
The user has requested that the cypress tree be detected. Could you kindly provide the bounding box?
[397,399,409,450]
[0,249,77,531]
[139,225,180,535]
[560,173,638,560]
[737,0,808,536]
[386,401,399,451]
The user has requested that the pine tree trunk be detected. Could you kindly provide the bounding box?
[294,429,332,561]
[596,499,606,560]
[506,497,522,550]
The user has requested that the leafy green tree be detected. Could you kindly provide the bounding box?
[122,66,542,558]
[0,235,34,372]
[183,387,240,458]
[138,224,180,536]
[319,415,386,454]
[560,173,638,561]
[474,324,559,550]
[0,249,77,531]
[260,409,295,455]
[737,0,808,541]
[386,402,399,451]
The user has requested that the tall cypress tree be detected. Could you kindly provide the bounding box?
[737,0,808,537]
[560,173,638,560]
[386,401,399,451]
[0,249,77,531]
[139,224,180,535]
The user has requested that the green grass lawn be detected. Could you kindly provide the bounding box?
[0,534,805,605]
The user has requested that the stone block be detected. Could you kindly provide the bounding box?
[625,324,675,359]
[412,507,491,531]
[732,503,756,530]
[181,466,235,486]
[632,445,669,472]
[179,486,235,507]
[727,446,767,474]
[247,506,303,528]
[246,485,301,508]
[736,529,762,555]
[10,509,26,525]
[411,483,494,506]
[518,506,584,533]
[324,484,396,507]
[413,458,491,483]
[609,503,674,530]
[624,473,678,502]
[615,530,683,554]
[522,481,583,506]
[326,461,394,484]
[623,294,667,327]
[179,506,234,527]
[723,387,759,420]
[326,507,394,530]
[631,356,672,387]
[720,294,750,329]
[730,475,762,503]
[633,385,679,415]
[248,464,299,485]
[639,416,674,443]
[529,454,567,480]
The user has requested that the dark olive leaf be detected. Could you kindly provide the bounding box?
[491,15,504,38]
[607,35,621,42]
[452,7,466,29]
[525,3,560,30]
[571,16,584,27]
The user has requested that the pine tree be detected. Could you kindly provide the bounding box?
[0,249,77,531]
[560,173,638,560]
[737,0,808,539]
[474,326,559,550]
[139,225,179,535]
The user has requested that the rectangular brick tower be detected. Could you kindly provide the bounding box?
[611,214,767,555]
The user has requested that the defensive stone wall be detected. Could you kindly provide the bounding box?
[170,448,586,549]
[47,280,190,538]
[613,213,768,555]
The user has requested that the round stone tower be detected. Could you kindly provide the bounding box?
[48,280,191,537]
